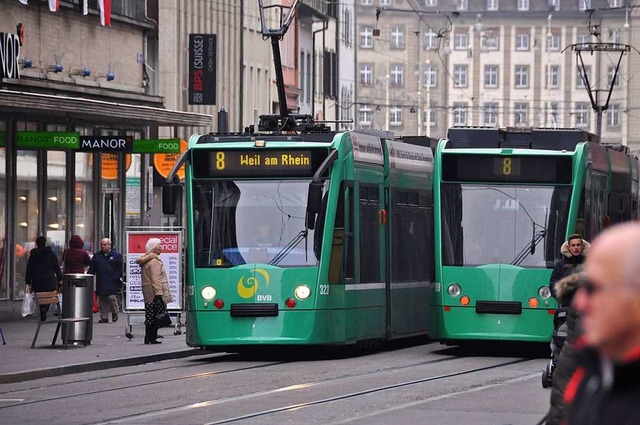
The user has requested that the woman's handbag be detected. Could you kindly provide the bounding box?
[155,311,172,328]
[154,298,172,327]
[21,293,36,317]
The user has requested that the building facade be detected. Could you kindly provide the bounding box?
[0,0,212,314]
[355,0,636,151]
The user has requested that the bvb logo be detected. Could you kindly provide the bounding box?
[237,269,270,299]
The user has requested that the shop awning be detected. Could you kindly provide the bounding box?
[0,88,212,128]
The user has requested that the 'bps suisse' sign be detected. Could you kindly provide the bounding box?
[188,34,216,105]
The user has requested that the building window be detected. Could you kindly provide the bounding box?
[609,0,622,6]
[577,34,590,44]
[390,27,405,49]
[482,30,499,50]
[609,29,620,44]
[577,65,591,89]
[425,0,437,5]
[549,0,559,11]
[454,64,468,87]
[424,30,438,50]
[424,65,437,88]
[547,65,560,89]
[515,65,529,88]
[361,0,372,4]
[517,0,529,10]
[380,0,391,5]
[484,65,499,88]
[484,102,498,126]
[360,26,373,48]
[547,34,561,51]
[454,32,469,50]
[359,104,372,124]
[390,64,404,86]
[608,66,621,88]
[487,0,499,11]
[390,106,403,126]
[360,64,373,85]
[453,103,467,125]
[457,0,468,10]
[575,103,590,127]
[547,102,560,127]
[425,107,436,126]
[607,104,620,127]
[580,0,591,11]
[515,33,529,50]
[514,103,529,126]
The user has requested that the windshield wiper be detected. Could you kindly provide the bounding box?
[269,229,308,266]
[511,222,547,266]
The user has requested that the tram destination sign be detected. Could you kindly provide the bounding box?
[192,148,329,178]
[442,154,573,184]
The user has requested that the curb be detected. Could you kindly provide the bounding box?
[0,348,208,384]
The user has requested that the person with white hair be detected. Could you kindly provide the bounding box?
[563,222,640,424]
[136,238,174,344]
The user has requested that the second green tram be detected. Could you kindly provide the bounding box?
[430,127,639,344]
[166,131,435,349]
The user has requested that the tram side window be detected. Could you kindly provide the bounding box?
[591,173,608,235]
[328,183,346,284]
[359,184,380,283]
[609,193,628,224]
[441,184,463,266]
[391,189,432,282]
[345,184,355,280]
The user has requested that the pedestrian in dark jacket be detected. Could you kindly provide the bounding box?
[563,223,640,424]
[88,238,122,323]
[25,236,63,321]
[62,235,91,274]
[545,271,584,425]
[549,234,589,298]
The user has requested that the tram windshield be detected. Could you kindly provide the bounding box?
[192,179,319,268]
[440,184,571,267]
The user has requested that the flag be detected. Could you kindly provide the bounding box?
[19,0,28,5]
[48,0,59,11]
[83,0,88,15]
[98,0,111,26]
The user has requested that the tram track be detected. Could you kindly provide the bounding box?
[90,357,533,425]
[0,352,459,410]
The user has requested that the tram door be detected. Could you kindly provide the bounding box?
[101,189,122,250]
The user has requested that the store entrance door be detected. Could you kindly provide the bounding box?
[101,189,122,250]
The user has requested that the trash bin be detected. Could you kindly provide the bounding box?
[62,273,94,345]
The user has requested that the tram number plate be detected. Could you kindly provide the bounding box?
[319,285,330,295]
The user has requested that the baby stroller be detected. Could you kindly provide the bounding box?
[542,305,570,388]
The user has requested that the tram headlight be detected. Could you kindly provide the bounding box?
[447,283,462,297]
[538,286,552,299]
[294,285,311,300]
[201,286,216,301]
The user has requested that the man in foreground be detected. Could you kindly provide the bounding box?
[563,222,640,424]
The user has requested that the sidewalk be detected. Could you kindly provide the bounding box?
[0,310,205,384]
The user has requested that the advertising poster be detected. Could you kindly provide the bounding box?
[126,231,182,311]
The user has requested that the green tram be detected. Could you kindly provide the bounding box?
[430,127,639,344]
[164,131,435,349]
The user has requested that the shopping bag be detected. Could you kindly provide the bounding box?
[21,293,36,317]
[92,291,99,313]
